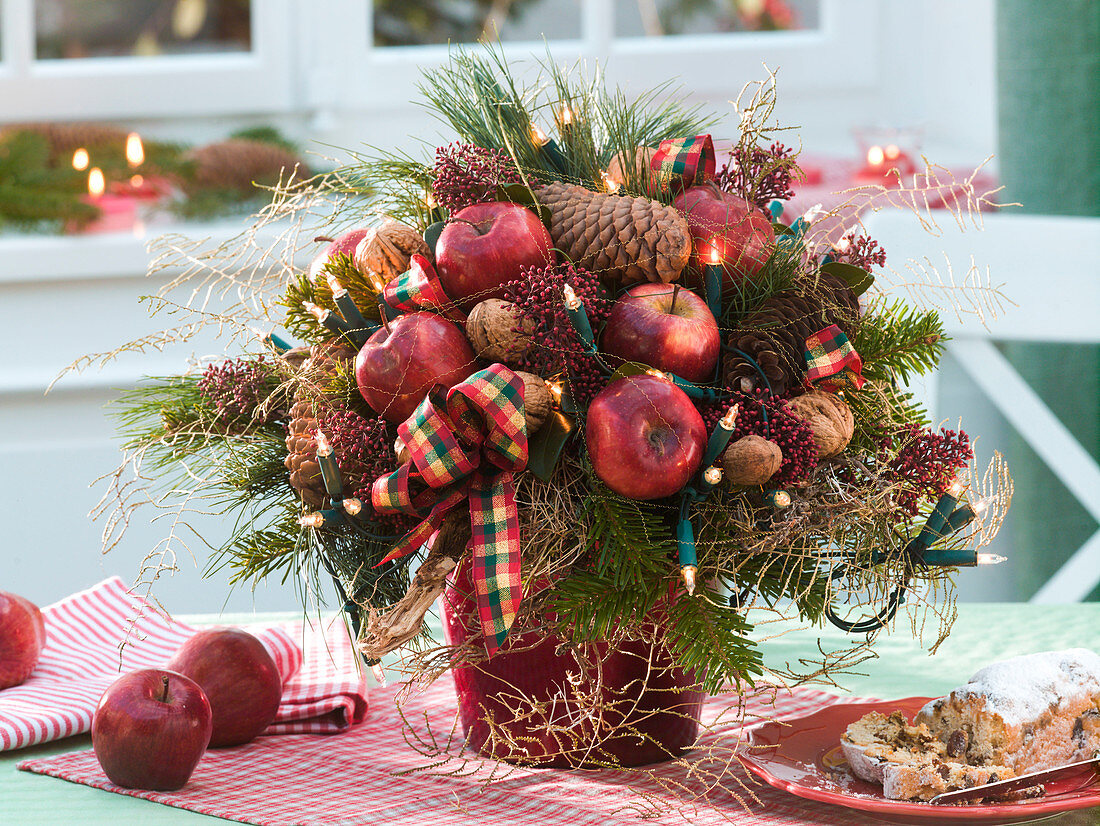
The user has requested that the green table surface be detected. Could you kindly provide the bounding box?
[4,603,1100,824]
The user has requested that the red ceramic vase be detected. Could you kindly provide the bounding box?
[442,560,705,767]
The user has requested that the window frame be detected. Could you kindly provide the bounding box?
[347,0,878,111]
[0,0,297,120]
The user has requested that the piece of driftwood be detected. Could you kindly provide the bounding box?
[358,509,471,659]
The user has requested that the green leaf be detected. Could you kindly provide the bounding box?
[496,183,553,233]
[423,220,446,255]
[527,410,575,481]
[772,222,796,237]
[821,261,875,297]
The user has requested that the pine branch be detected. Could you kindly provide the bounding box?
[856,297,946,384]
[662,583,762,694]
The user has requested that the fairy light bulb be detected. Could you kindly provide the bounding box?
[647,368,668,380]
[707,245,722,266]
[973,497,991,515]
[315,430,333,458]
[562,283,580,310]
[801,203,826,223]
[867,145,885,166]
[530,124,549,146]
[326,271,347,297]
[703,467,722,486]
[303,300,327,322]
[547,381,564,406]
[559,105,573,125]
[947,479,964,497]
[835,236,852,253]
[884,144,901,160]
[601,171,620,193]
[682,565,697,596]
[299,512,325,528]
[719,405,739,431]
[371,662,387,686]
[342,497,362,516]
[72,148,89,171]
[977,553,1007,565]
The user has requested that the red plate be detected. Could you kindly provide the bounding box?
[741,697,1100,825]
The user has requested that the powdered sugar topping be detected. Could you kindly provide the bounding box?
[951,648,1100,725]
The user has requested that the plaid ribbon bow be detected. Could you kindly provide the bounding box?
[382,253,466,323]
[804,324,866,392]
[372,364,527,655]
[649,134,716,192]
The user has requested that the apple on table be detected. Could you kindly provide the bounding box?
[600,283,720,383]
[585,374,707,501]
[167,628,284,748]
[0,591,46,690]
[435,202,555,310]
[92,669,212,791]
[355,311,476,423]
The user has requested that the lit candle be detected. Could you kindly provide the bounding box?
[855,143,916,187]
[72,167,139,234]
[703,244,724,319]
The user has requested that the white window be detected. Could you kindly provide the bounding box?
[0,0,295,119]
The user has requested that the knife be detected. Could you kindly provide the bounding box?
[929,757,1100,805]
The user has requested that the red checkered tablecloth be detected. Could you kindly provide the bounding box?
[20,674,878,825]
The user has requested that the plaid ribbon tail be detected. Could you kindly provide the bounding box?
[469,471,522,656]
[375,492,465,566]
[382,253,466,323]
[804,324,866,392]
[649,134,716,192]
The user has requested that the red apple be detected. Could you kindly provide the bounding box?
[166,628,282,748]
[0,591,46,690]
[308,228,371,281]
[355,311,476,423]
[92,669,212,791]
[435,202,554,310]
[601,283,720,383]
[673,182,774,287]
[585,374,707,500]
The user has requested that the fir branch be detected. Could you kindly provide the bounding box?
[856,297,946,384]
[662,584,762,694]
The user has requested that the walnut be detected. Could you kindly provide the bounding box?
[465,299,536,366]
[787,390,855,458]
[353,217,430,285]
[515,371,551,434]
[721,435,783,486]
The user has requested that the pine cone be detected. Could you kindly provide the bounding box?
[533,182,692,284]
[185,139,309,194]
[724,273,859,395]
[284,340,357,506]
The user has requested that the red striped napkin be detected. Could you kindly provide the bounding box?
[0,577,367,751]
[19,680,877,825]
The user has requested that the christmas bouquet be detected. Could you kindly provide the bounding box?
[92,50,1011,768]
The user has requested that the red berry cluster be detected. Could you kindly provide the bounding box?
[317,407,416,533]
[884,424,973,516]
[832,233,887,271]
[431,143,529,214]
[504,261,612,407]
[714,141,797,212]
[197,357,278,427]
[723,389,818,486]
